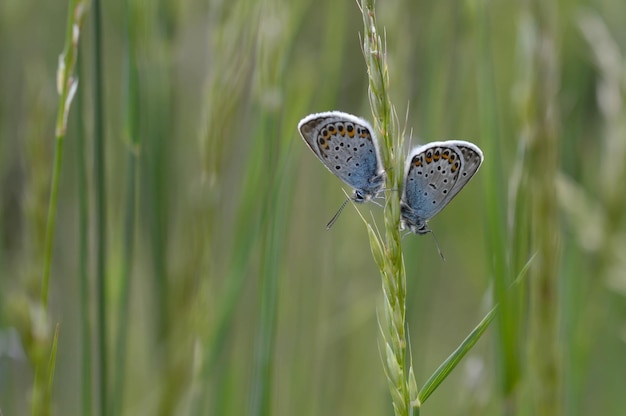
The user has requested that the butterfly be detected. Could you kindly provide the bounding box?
[401,140,483,235]
[298,111,385,228]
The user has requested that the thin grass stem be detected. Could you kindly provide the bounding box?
[33,0,86,414]
[111,0,141,412]
[524,3,562,414]
[359,1,413,414]
[474,2,524,411]
[76,48,93,416]
[91,0,108,412]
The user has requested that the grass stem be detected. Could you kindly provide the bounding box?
[91,0,109,413]
[360,1,413,414]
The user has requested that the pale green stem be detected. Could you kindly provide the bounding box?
[360,1,414,414]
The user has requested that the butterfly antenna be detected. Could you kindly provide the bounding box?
[326,197,350,230]
[429,229,446,261]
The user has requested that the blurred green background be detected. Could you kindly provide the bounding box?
[1,0,626,415]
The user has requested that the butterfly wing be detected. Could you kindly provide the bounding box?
[298,111,384,199]
[402,140,483,221]
[447,141,483,197]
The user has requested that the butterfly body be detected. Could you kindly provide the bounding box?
[401,140,483,234]
[298,111,385,203]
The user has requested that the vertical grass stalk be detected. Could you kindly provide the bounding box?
[560,11,626,415]
[76,50,93,416]
[33,0,86,414]
[91,0,109,413]
[475,2,523,412]
[111,0,141,412]
[42,0,86,311]
[191,3,260,413]
[248,1,304,414]
[516,3,562,414]
[359,1,416,414]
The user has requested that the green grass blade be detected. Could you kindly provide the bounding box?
[46,324,60,395]
[41,0,86,312]
[418,306,497,405]
[91,0,109,412]
[32,0,86,414]
[474,1,522,406]
[76,49,93,416]
[247,117,283,416]
[111,1,141,410]
[247,2,305,410]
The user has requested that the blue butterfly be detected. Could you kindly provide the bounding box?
[401,140,483,234]
[298,111,385,228]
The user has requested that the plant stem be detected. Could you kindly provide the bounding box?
[34,0,86,414]
[76,48,93,416]
[524,3,562,414]
[360,1,414,414]
[41,0,86,310]
[111,0,141,410]
[91,0,108,413]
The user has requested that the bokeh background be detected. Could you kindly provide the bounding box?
[1,0,626,415]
